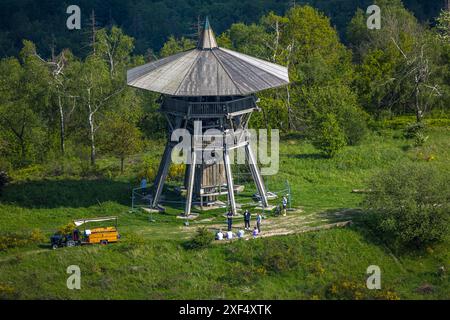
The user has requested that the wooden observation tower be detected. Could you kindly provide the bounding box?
[127,18,289,216]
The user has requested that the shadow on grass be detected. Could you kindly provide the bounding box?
[0,179,132,209]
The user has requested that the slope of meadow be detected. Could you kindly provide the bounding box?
[0,126,449,300]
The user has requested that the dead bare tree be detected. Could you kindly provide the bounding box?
[391,38,441,122]
[261,15,296,130]
[33,49,79,156]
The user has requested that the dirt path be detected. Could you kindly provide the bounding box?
[183,209,359,240]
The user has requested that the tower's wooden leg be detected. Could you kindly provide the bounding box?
[152,143,174,208]
[245,143,268,207]
[223,147,237,215]
[184,164,191,189]
[184,149,197,216]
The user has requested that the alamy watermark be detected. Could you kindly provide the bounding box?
[367,5,381,30]
[66,5,81,30]
[67,265,81,290]
[366,265,381,290]
[171,121,279,176]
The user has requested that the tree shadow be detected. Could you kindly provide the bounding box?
[0,179,132,209]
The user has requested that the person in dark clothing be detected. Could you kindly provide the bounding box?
[73,229,80,242]
[227,211,233,231]
[244,209,251,230]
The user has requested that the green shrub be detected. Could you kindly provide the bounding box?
[326,279,400,300]
[30,229,46,242]
[168,164,186,181]
[0,229,45,251]
[185,227,214,250]
[0,283,19,300]
[340,108,368,145]
[363,163,450,249]
[404,122,425,139]
[137,161,158,184]
[0,233,29,251]
[312,113,347,158]
[413,131,429,147]
[58,222,76,235]
[10,165,44,181]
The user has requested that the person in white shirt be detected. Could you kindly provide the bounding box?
[216,229,224,241]
[226,231,234,240]
[237,229,245,239]
[252,227,259,238]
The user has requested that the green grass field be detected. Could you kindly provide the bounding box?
[0,127,449,300]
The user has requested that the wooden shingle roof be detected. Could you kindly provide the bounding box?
[127,18,290,96]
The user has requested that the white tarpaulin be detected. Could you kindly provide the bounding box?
[74,217,117,227]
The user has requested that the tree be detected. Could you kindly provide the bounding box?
[100,113,143,173]
[70,26,136,167]
[349,0,442,119]
[70,56,113,166]
[220,6,360,134]
[160,36,195,57]
[298,85,368,146]
[312,113,347,158]
[390,37,441,122]
[29,47,79,158]
[96,26,134,78]
[0,41,51,166]
[436,9,450,43]
[435,9,450,114]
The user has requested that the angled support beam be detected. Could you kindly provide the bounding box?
[153,115,183,208]
[152,142,174,208]
[223,146,237,216]
[184,149,197,216]
[245,142,268,207]
[185,119,202,216]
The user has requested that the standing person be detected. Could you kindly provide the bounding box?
[282,195,288,217]
[227,211,233,232]
[141,178,147,196]
[256,213,262,233]
[244,209,251,230]
[141,178,147,190]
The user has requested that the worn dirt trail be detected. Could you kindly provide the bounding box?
[183,209,359,241]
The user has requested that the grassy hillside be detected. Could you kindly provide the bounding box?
[0,125,449,300]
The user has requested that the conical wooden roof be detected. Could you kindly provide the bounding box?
[127,18,289,96]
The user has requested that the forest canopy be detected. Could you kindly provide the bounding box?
[0,0,449,171]
[0,0,445,58]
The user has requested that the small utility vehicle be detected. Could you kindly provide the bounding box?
[50,216,120,249]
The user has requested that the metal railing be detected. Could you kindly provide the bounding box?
[131,186,153,210]
[162,96,256,117]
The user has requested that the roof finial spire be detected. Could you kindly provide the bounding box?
[205,16,211,30]
[198,16,218,50]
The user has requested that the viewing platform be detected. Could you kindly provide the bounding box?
[161,96,258,118]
